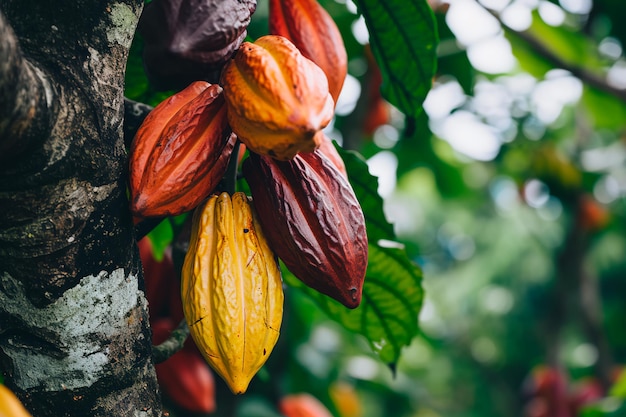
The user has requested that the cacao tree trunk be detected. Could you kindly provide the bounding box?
[0,1,162,415]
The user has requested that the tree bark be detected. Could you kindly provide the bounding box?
[0,1,162,415]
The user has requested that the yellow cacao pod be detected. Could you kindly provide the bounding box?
[221,35,334,160]
[0,385,33,417]
[181,192,284,394]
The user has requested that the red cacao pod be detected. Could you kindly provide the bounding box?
[269,0,347,103]
[129,82,236,218]
[243,150,367,308]
[152,318,216,414]
[139,0,257,90]
[279,393,333,417]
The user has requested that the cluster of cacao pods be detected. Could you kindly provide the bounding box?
[522,365,605,417]
[131,0,368,395]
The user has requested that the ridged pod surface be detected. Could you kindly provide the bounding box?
[139,0,257,90]
[269,0,347,103]
[129,82,236,218]
[181,192,284,394]
[221,35,334,160]
[0,385,32,417]
[243,150,367,308]
[316,133,346,178]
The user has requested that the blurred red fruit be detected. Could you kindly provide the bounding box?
[568,377,603,415]
[362,45,390,136]
[152,318,216,414]
[279,393,334,417]
[523,366,570,417]
[139,237,176,318]
[577,194,610,232]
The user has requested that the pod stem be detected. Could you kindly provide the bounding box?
[223,138,241,195]
[152,319,190,364]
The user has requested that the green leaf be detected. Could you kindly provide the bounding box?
[336,144,395,243]
[582,86,626,130]
[291,244,423,364]
[147,219,173,262]
[353,0,438,117]
[611,370,626,399]
[124,35,150,101]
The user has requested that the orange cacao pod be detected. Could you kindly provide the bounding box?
[129,82,236,218]
[221,35,334,161]
[279,393,333,417]
[243,150,367,308]
[0,385,32,417]
[269,0,347,103]
[181,192,284,394]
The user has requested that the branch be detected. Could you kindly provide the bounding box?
[485,8,626,103]
[0,10,56,161]
[556,195,614,391]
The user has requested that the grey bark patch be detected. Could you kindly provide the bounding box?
[1,268,139,391]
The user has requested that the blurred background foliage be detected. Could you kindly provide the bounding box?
[126,0,626,416]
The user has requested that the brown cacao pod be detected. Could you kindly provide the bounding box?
[269,0,347,104]
[221,35,334,161]
[279,393,334,417]
[242,150,367,309]
[129,82,236,218]
[181,192,284,394]
[316,133,346,178]
[0,385,32,417]
[138,0,257,90]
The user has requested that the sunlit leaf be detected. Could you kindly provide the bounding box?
[147,219,173,262]
[353,0,438,117]
[582,86,626,130]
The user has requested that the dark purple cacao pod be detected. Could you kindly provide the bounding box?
[243,150,368,308]
[139,0,257,91]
